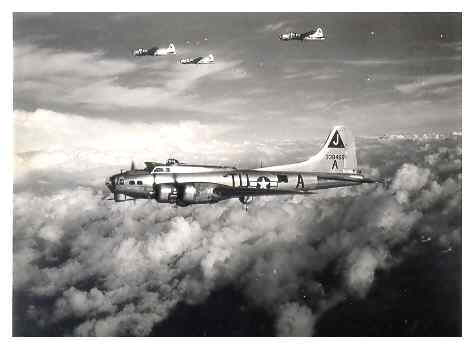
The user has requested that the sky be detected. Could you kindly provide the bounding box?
[12,13,462,337]
[14,13,461,143]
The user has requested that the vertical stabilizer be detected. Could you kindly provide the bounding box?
[168,43,176,54]
[257,126,358,173]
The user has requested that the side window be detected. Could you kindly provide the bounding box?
[119,178,124,185]
[129,180,135,185]
[137,180,143,185]
[277,175,288,183]
[156,168,164,172]
[166,168,170,172]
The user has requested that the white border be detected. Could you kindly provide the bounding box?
[2,1,471,349]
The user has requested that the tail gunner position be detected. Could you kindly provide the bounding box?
[105,126,383,207]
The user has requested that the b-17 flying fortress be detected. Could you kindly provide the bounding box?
[105,126,384,207]
[132,43,176,56]
[179,54,215,64]
[279,26,326,41]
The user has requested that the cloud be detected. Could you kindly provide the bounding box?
[14,44,245,114]
[212,67,249,81]
[260,21,293,33]
[344,247,389,297]
[14,44,136,79]
[276,303,316,336]
[13,134,461,336]
[13,109,332,192]
[283,67,341,81]
[395,74,462,95]
[341,56,461,67]
[14,109,237,181]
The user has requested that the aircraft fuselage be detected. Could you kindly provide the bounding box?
[106,167,362,206]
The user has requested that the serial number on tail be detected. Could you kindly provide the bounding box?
[326,154,345,160]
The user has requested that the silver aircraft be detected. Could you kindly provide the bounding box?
[132,43,176,56]
[279,26,326,41]
[179,54,214,64]
[105,126,383,207]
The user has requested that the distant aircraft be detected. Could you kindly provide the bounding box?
[179,54,214,64]
[132,43,176,56]
[104,126,384,207]
[279,27,326,41]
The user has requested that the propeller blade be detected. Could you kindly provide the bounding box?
[131,160,135,171]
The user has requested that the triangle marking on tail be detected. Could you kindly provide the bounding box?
[328,130,345,148]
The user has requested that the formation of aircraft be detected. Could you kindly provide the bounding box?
[132,41,215,64]
[132,43,176,56]
[131,25,326,64]
[279,26,326,41]
[105,126,384,207]
[113,25,385,208]
[179,54,215,65]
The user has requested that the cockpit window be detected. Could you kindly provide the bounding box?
[129,180,135,185]
[154,167,164,173]
[137,180,143,185]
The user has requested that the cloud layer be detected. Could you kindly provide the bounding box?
[13,129,461,336]
[14,44,247,116]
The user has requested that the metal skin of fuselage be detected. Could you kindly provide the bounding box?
[105,126,384,207]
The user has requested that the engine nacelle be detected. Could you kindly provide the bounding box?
[181,183,221,204]
[114,193,127,202]
[155,183,223,205]
[154,184,179,203]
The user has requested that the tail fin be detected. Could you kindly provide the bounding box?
[309,125,357,173]
[168,43,176,54]
[315,27,324,37]
[257,126,358,173]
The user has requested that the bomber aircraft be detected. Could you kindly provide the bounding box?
[104,126,383,207]
[179,54,215,64]
[279,26,326,41]
[132,43,176,56]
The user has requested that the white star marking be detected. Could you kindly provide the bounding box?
[256,177,270,189]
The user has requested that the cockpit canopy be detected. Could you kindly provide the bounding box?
[144,159,181,173]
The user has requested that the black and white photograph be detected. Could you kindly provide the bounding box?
[11,11,462,337]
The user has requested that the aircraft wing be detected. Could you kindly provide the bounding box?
[301,30,315,38]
